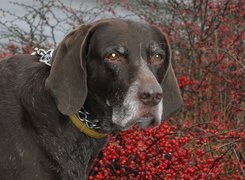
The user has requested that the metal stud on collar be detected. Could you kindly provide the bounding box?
[77,108,101,129]
[31,48,54,66]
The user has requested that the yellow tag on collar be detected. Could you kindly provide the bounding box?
[69,115,108,139]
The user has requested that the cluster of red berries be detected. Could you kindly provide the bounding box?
[89,121,244,179]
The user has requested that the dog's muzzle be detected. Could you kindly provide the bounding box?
[112,80,163,131]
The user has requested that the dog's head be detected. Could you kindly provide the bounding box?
[46,19,183,131]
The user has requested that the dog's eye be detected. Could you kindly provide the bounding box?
[105,52,121,63]
[150,54,164,64]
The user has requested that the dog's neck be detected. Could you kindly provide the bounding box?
[83,92,118,134]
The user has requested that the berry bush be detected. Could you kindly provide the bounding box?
[89,123,244,179]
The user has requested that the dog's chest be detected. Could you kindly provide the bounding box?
[44,133,106,179]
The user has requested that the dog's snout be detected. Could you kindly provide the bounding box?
[138,85,163,106]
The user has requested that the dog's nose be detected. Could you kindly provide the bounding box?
[138,86,163,106]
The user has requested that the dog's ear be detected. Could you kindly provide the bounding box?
[161,65,183,120]
[46,21,109,115]
[152,26,183,120]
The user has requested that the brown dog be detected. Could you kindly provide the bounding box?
[0,19,182,179]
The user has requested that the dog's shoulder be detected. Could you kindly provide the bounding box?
[1,54,43,71]
[0,54,43,81]
[0,54,51,113]
[1,54,49,85]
